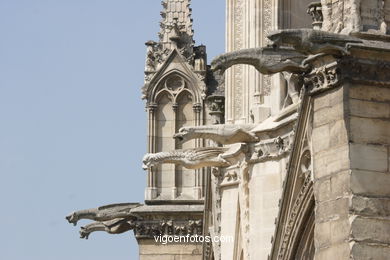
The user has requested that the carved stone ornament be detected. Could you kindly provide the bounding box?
[270,87,315,259]
[305,57,390,95]
[142,144,247,170]
[211,46,308,75]
[307,2,323,30]
[142,147,230,170]
[79,218,136,240]
[249,133,294,163]
[277,171,313,260]
[267,29,363,55]
[238,161,250,259]
[65,203,142,239]
[304,61,342,95]
[66,203,141,226]
[206,95,225,125]
[321,0,390,34]
[134,219,203,239]
[143,42,171,80]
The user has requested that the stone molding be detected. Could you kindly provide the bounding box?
[276,170,314,260]
[305,60,342,95]
[270,90,315,260]
[134,219,203,239]
[305,56,390,96]
[249,133,294,164]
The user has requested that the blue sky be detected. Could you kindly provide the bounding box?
[0,1,224,259]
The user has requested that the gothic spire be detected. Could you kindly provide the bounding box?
[158,0,194,51]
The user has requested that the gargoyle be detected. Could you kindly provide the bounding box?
[267,29,363,55]
[142,147,231,170]
[173,125,258,144]
[79,218,136,239]
[211,46,308,74]
[66,203,141,226]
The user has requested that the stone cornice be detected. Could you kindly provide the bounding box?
[305,55,390,96]
[134,219,203,239]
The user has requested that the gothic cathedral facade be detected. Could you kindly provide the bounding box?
[67,1,390,259]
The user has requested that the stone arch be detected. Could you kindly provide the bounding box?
[155,92,176,197]
[175,90,196,196]
[146,70,204,200]
[149,70,202,104]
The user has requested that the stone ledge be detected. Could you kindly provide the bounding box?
[132,204,204,214]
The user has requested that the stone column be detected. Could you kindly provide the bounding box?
[193,103,203,199]
[146,103,158,200]
[307,52,390,259]
[172,103,179,199]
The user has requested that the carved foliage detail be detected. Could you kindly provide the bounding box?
[250,133,294,163]
[134,219,203,238]
[306,58,390,95]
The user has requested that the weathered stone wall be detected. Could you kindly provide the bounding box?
[219,184,239,259]
[347,83,390,259]
[312,73,390,259]
[311,85,351,259]
[250,159,287,259]
[139,240,202,260]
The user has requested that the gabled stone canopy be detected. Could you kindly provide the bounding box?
[269,90,315,260]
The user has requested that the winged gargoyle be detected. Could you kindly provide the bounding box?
[79,218,136,239]
[66,203,141,226]
[210,46,308,74]
[267,29,363,55]
[173,124,258,144]
[142,147,232,170]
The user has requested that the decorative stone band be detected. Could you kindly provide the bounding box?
[304,61,341,95]
[275,172,314,260]
[134,219,203,239]
[249,132,295,164]
[305,57,390,95]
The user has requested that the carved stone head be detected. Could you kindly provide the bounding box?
[142,153,158,170]
[267,29,301,47]
[173,126,193,143]
[79,227,90,239]
[65,212,79,226]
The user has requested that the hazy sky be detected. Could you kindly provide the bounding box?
[0,1,224,259]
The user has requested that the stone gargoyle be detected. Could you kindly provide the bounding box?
[66,203,141,226]
[211,46,308,74]
[173,124,258,145]
[267,29,363,55]
[79,218,136,239]
[142,147,231,170]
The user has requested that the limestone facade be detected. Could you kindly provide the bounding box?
[66,1,390,260]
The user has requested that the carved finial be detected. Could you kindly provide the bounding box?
[158,0,194,51]
[307,2,323,30]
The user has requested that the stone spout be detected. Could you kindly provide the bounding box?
[173,125,258,145]
[79,218,136,239]
[267,29,362,55]
[211,46,308,75]
[142,147,231,170]
[65,203,141,226]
